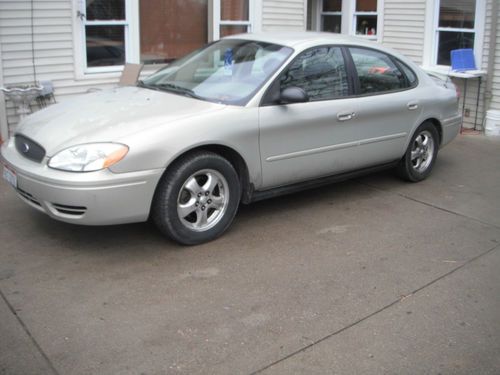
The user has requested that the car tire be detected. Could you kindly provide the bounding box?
[397,122,439,182]
[152,151,241,245]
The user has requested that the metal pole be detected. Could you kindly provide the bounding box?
[474,76,481,130]
[0,54,8,143]
[461,78,467,133]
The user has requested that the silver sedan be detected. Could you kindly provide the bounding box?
[1,32,461,245]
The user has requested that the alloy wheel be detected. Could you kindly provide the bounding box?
[410,130,435,173]
[177,169,229,232]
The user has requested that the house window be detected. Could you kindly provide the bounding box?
[139,0,208,64]
[315,0,380,40]
[353,0,377,37]
[77,0,257,75]
[84,0,129,69]
[435,0,476,66]
[321,0,342,34]
[219,0,251,38]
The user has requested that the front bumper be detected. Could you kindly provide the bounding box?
[1,141,164,225]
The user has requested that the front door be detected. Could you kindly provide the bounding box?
[258,46,355,188]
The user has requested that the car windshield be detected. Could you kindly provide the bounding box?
[141,39,293,106]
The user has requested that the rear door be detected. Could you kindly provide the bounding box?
[344,47,422,162]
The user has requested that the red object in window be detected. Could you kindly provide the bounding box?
[368,66,390,74]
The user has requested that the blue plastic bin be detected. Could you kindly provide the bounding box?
[451,49,476,72]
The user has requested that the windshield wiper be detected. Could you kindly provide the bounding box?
[137,80,159,91]
[137,81,203,100]
[155,83,202,99]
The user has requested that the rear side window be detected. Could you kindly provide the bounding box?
[349,47,407,94]
[280,46,349,101]
[398,61,418,86]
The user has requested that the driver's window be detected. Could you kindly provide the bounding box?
[280,46,348,101]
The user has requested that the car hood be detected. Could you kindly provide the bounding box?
[16,86,225,156]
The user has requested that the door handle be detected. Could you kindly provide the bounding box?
[337,112,355,121]
[407,102,419,110]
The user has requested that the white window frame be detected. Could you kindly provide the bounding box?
[352,1,378,40]
[313,0,383,42]
[319,1,342,34]
[212,0,256,40]
[423,0,485,70]
[73,0,260,79]
[73,0,134,77]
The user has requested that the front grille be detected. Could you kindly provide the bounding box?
[17,188,41,206]
[51,203,87,216]
[15,134,46,163]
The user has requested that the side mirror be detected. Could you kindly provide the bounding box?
[279,87,309,104]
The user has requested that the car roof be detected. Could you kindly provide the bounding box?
[224,31,377,49]
[223,32,411,63]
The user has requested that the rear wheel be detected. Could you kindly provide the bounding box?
[152,151,240,245]
[397,122,439,182]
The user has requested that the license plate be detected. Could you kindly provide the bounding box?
[2,164,17,189]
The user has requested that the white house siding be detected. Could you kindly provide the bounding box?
[262,0,306,31]
[381,0,426,65]
[488,0,500,111]
[0,0,119,136]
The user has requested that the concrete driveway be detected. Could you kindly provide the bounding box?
[1,134,499,375]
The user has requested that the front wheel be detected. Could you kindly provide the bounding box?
[152,151,241,245]
[397,122,439,182]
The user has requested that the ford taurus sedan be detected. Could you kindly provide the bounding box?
[1,32,461,245]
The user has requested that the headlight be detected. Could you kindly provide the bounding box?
[48,143,129,172]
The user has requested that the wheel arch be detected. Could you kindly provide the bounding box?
[154,144,252,207]
[421,118,443,145]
